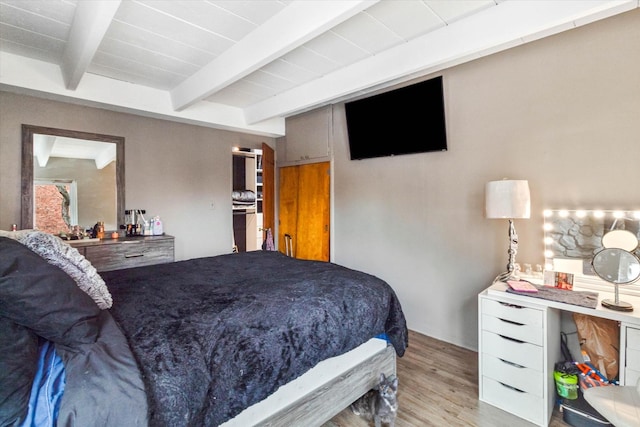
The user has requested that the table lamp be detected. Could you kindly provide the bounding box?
[486,179,531,283]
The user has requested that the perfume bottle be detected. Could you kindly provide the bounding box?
[96,221,105,239]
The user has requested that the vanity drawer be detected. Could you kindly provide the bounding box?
[481,298,543,328]
[84,237,174,271]
[482,314,543,345]
[482,353,543,397]
[481,376,544,426]
[481,330,543,371]
[626,368,640,387]
[624,326,640,385]
[627,347,640,372]
[627,327,640,351]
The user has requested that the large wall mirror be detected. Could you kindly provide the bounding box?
[21,125,125,234]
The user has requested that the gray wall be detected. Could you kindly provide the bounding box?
[0,93,275,261]
[329,9,640,350]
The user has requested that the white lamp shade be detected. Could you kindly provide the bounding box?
[485,180,531,219]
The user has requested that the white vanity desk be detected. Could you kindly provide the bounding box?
[478,281,640,426]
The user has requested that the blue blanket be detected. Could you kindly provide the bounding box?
[20,340,64,427]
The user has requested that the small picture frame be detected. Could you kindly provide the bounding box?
[554,271,574,290]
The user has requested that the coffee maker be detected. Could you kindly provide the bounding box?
[124,209,146,236]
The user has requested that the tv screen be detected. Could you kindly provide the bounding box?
[344,76,447,160]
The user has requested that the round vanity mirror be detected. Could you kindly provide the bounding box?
[592,247,640,312]
[592,248,640,284]
[601,229,639,252]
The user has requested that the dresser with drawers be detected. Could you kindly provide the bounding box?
[70,235,174,272]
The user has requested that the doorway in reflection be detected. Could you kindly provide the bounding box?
[34,181,76,234]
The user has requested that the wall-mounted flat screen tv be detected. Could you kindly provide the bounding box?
[345,76,447,160]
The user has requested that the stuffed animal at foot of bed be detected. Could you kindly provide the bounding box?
[350,372,398,427]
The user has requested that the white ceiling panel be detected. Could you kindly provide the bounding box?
[0,0,77,25]
[103,20,217,65]
[0,0,636,137]
[228,77,280,98]
[260,58,318,86]
[97,37,201,76]
[138,0,258,42]
[0,36,61,63]
[113,1,235,55]
[90,51,188,88]
[279,46,341,76]
[303,30,370,66]
[0,5,71,40]
[330,11,404,54]
[426,0,496,24]
[0,22,66,57]
[365,1,444,40]
[87,63,177,91]
[242,69,297,93]
[206,84,267,107]
[212,0,289,24]
[205,77,277,107]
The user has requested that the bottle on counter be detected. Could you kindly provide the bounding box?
[152,216,163,235]
[143,219,152,236]
[96,221,105,239]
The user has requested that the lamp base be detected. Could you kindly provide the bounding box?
[493,271,520,284]
[601,299,633,312]
[492,218,522,284]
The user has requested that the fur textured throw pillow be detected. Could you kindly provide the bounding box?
[0,229,35,241]
[15,231,113,309]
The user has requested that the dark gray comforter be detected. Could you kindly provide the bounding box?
[100,251,408,427]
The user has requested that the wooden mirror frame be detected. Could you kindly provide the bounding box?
[21,124,125,231]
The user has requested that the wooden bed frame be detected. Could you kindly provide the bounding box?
[221,339,396,426]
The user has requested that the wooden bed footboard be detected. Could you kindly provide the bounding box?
[261,344,396,426]
[220,341,396,427]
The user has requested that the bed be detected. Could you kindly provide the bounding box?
[0,233,408,427]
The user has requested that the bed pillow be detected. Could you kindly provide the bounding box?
[0,229,35,240]
[0,236,101,346]
[18,231,112,309]
[0,316,39,427]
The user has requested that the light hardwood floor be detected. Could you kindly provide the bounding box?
[328,330,571,427]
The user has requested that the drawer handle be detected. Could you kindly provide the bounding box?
[498,301,524,309]
[498,317,524,326]
[498,334,524,344]
[499,358,525,369]
[125,253,144,258]
[498,382,525,393]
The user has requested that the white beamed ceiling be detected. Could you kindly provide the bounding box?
[0,0,637,137]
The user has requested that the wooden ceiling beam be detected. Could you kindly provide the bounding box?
[62,0,121,90]
[170,0,378,112]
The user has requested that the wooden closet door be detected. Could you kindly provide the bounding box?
[278,165,299,255]
[296,162,330,261]
[278,162,330,262]
[261,143,275,235]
